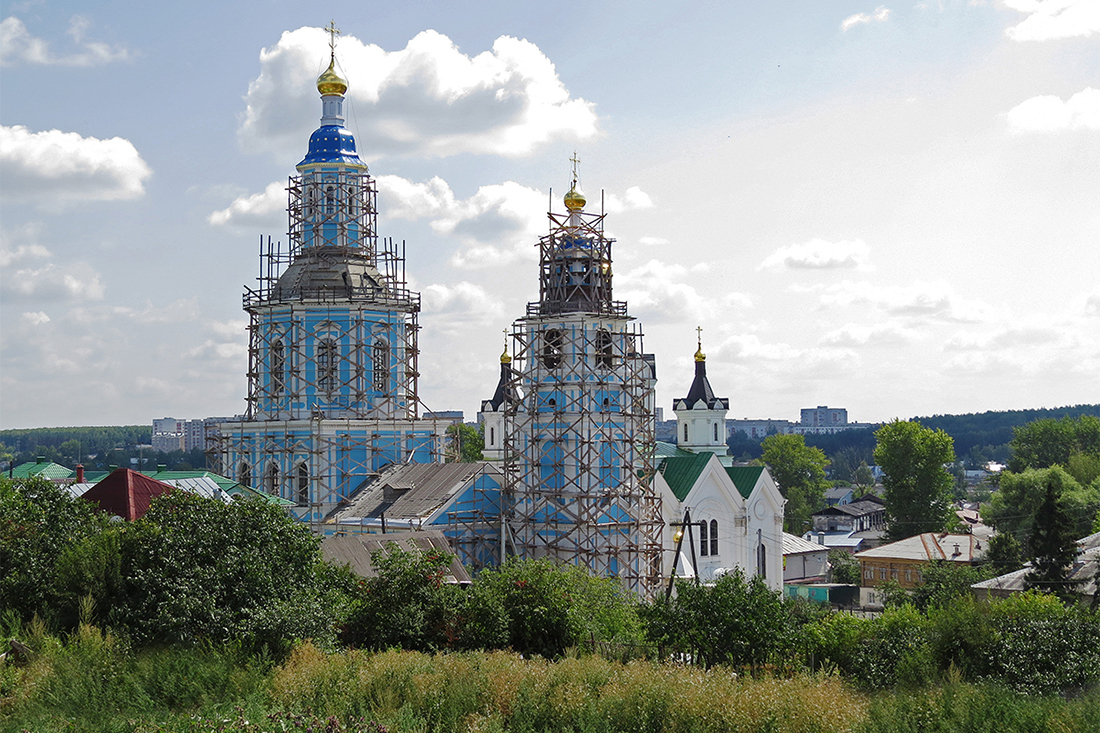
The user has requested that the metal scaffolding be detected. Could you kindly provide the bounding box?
[501,190,663,598]
[208,169,448,529]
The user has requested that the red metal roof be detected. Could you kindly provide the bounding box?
[80,467,176,521]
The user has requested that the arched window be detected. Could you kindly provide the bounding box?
[318,338,337,392]
[541,329,563,369]
[346,185,356,216]
[265,462,279,496]
[372,339,390,391]
[271,339,285,396]
[713,422,719,442]
[699,519,708,556]
[595,329,613,369]
[710,519,718,556]
[296,463,309,506]
[239,463,251,489]
[758,543,767,578]
[489,426,495,446]
[324,185,335,215]
[683,423,689,443]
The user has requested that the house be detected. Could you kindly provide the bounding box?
[824,487,854,506]
[811,496,885,533]
[971,531,1100,605]
[79,468,178,521]
[854,532,985,588]
[323,461,503,572]
[782,532,830,583]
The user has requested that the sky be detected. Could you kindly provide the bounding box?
[1,1,1098,430]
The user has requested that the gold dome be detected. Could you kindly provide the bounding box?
[317,58,347,96]
[564,184,586,212]
[500,344,512,364]
[694,346,706,362]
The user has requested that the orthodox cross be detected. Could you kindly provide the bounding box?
[325,20,340,58]
[569,151,581,187]
[696,325,703,350]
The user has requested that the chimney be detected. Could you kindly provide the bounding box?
[76,464,84,483]
[36,455,45,464]
[157,464,167,472]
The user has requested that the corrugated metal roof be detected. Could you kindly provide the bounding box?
[80,468,176,521]
[11,461,74,479]
[658,453,712,501]
[783,532,829,556]
[320,530,472,583]
[725,466,764,499]
[813,498,884,518]
[654,441,694,459]
[855,533,982,563]
[328,462,487,522]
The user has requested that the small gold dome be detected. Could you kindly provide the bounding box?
[564,184,586,212]
[501,345,512,364]
[317,58,347,96]
[694,346,706,362]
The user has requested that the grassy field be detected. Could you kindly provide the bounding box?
[3,624,1099,733]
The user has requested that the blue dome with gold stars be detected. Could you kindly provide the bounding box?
[298,125,363,167]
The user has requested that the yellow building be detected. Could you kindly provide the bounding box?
[855,533,983,588]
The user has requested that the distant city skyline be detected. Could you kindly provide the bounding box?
[2,2,1098,429]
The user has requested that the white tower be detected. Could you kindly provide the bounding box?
[673,329,729,455]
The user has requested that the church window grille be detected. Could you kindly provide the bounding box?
[699,519,708,556]
[296,463,309,506]
[372,339,390,391]
[710,519,718,556]
[271,340,285,396]
[318,338,337,392]
[541,329,564,369]
[265,462,280,497]
[595,329,613,369]
[324,186,335,216]
[239,463,251,489]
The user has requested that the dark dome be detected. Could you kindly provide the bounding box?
[298,125,363,167]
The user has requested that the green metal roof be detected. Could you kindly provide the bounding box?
[10,461,74,479]
[725,466,764,500]
[658,452,713,501]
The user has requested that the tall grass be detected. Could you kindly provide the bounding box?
[270,643,867,733]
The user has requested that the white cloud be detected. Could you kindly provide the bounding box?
[616,259,751,323]
[0,125,152,204]
[0,254,105,302]
[820,322,923,346]
[1086,290,1100,316]
[0,15,129,66]
[22,311,49,325]
[420,281,506,337]
[1003,0,1100,41]
[1005,87,1100,132]
[240,27,599,161]
[377,174,547,268]
[638,236,670,247]
[841,6,891,31]
[817,279,997,323]
[208,181,286,227]
[758,238,872,271]
[604,186,654,213]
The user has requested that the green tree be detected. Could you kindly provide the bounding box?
[117,493,340,652]
[1009,414,1100,473]
[446,423,484,463]
[642,569,798,669]
[829,548,861,585]
[1025,482,1082,603]
[760,434,831,533]
[874,420,955,540]
[909,560,992,611]
[854,461,875,491]
[987,532,1023,574]
[986,466,1098,547]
